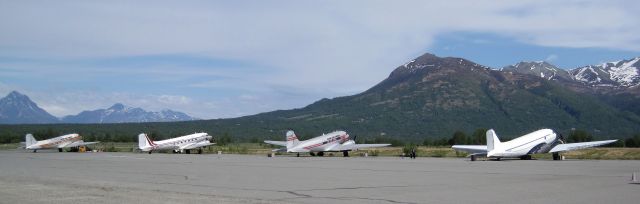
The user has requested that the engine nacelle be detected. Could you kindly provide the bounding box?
[341,140,356,146]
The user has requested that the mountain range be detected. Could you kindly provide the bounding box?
[1,53,639,141]
[502,57,640,87]
[228,53,639,139]
[0,91,197,124]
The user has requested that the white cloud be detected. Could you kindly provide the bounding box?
[1,0,639,118]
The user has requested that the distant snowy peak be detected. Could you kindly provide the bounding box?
[502,61,573,81]
[570,57,640,87]
[62,103,198,124]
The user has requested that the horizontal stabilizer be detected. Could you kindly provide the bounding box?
[271,148,287,152]
[549,140,617,153]
[264,140,287,147]
[452,145,488,154]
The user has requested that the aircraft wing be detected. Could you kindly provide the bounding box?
[451,145,487,154]
[61,141,100,148]
[549,140,617,153]
[333,143,390,151]
[179,141,215,150]
[264,140,287,146]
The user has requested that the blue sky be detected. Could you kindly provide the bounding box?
[1,0,639,119]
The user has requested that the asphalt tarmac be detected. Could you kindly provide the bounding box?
[0,150,638,204]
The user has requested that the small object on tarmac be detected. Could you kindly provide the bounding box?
[632,172,639,184]
[217,151,222,155]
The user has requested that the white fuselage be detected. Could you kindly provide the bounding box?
[26,134,82,150]
[288,131,350,153]
[488,129,558,158]
[140,133,212,152]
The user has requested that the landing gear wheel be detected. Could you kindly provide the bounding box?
[552,152,561,160]
[309,152,316,156]
[148,151,153,154]
[495,157,501,161]
[296,153,300,157]
[343,151,349,157]
[317,152,324,157]
[198,148,203,154]
[470,155,477,161]
[33,150,37,153]
[58,148,63,152]
[186,149,191,154]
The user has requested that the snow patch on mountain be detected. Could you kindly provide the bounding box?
[570,57,640,87]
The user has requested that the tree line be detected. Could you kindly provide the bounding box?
[1,125,639,148]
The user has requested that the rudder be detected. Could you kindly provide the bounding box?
[138,133,154,149]
[486,129,501,152]
[285,130,300,150]
[25,134,37,147]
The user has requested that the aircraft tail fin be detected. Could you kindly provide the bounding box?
[25,134,37,147]
[285,130,300,150]
[486,129,501,152]
[138,133,154,149]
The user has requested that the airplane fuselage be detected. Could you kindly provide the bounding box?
[26,134,82,150]
[140,133,212,152]
[288,131,349,153]
[488,129,559,158]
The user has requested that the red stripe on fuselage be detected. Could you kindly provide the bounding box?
[145,134,157,146]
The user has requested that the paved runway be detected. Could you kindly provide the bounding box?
[0,150,638,204]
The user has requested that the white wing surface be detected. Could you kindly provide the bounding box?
[549,140,617,153]
[334,143,390,151]
[180,141,215,150]
[61,141,100,148]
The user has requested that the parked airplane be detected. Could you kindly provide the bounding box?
[452,129,617,161]
[138,132,214,154]
[264,130,390,157]
[25,133,99,153]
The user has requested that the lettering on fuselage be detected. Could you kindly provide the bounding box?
[39,135,80,148]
